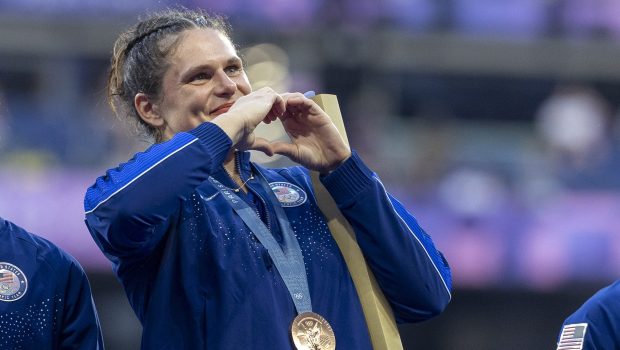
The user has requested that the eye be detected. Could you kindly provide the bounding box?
[225,65,243,76]
[190,72,211,82]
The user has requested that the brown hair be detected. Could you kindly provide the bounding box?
[107,8,231,142]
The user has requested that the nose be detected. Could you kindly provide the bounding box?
[213,70,237,97]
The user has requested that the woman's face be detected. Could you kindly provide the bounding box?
[154,28,252,141]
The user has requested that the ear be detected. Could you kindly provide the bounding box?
[134,93,165,128]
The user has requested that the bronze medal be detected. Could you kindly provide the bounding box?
[290,312,336,350]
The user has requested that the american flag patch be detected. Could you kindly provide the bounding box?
[556,323,588,350]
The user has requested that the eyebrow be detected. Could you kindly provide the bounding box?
[179,57,242,82]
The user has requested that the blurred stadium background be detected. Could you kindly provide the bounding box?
[2,0,620,348]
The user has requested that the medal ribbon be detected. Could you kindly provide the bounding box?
[207,167,312,314]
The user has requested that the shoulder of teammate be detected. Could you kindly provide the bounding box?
[558,281,620,349]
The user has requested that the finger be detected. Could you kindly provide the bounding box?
[249,137,275,156]
[266,94,285,121]
[264,113,275,123]
[285,94,322,117]
[270,141,300,161]
[283,96,311,119]
[282,92,307,105]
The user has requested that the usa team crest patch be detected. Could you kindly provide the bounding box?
[556,323,587,350]
[270,182,307,207]
[0,262,28,302]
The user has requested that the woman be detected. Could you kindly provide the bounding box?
[84,8,451,349]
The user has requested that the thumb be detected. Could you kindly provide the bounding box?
[249,137,275,157]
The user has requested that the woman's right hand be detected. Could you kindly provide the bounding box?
[210,87,285,155]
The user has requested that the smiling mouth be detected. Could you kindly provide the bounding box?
[211,102,234,116]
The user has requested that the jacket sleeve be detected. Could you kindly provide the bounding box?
[320,151,452,323]
[59,259,105,350]
[556,281,620,350]
[83,122,232,260]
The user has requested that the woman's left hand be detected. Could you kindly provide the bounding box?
[271,93,351,174]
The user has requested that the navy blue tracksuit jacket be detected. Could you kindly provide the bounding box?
[0,218,103,349]
[85,121,451,349]
[557,280,620,349]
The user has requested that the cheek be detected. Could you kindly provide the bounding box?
[165,94,210,129]
[174,112,209,133]
[188,97,207,114]
[185,100,210,124]
[179,90,209,116]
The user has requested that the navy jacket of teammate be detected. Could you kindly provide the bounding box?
[84,122,452,349]
[556,280,620,349]
[0,217,104,349]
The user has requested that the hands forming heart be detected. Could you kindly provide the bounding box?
[211,88,351,174]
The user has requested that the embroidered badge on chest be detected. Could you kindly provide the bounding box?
[270,182,307,207]
[0,262,28,302]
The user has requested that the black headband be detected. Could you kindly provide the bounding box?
[125,23,179,53]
